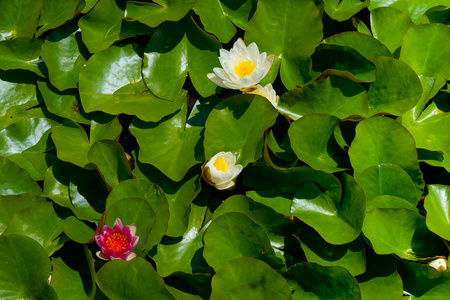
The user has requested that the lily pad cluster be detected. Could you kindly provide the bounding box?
[1,0,450,299]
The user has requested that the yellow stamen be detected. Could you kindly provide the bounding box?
[106,233,129,252]
[234,60,255,78]
[213,157,228,172]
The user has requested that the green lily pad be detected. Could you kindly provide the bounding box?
[289,113,350,173]
[311,44,377,83]
[0,0,44,40]
[130,98,205,182]
[210,257,292,300]
[79,43,183,122]
[0,117,57,180]
[365,195,418,213]
[424,185,450,240]
[133,160,201,237]
[362,208,446,260]
[88,140,133,189]
[125,0,197,28]
[279,76,368,120]
[246,190,293,216]
[0,70,38,117]
[352,17,371,35]
[287,263,361,300]
[89,114,122,143]
[0,234,57,300]
[400,23,450,117]
[0,38,44,76]
[37,81,90,125]
[348,116,424,200]
[222,283,290,300]
[356,163,417,204]
[3,202,66,255]
[142,16,221,99]
[50,244,96,300]
[42,161,74,209]
[356,249,404,300]
[203,212,284,272]
[40,23,90,91]
[105,197,157,256]
[291,173,365,245]
[400,96,450,154]
[0,193,46,234]
[369,0,450,24]
[295,226,366,276]
[0,156,42,196]
[35,0,82,37]
[243,163,342,201]
[324,0,369,22]
[51,120,92,169]
[96,257,176,300]
[63,216,95,244]
[150,201,210,277]
[106,179,169,250]
[69,167,109,222]
[213,195,296,253]
[245,0,323,88]
[397,259,450,298]
[193,0,255,43]
[422,5,450,24]
[367,56,422,116]
[78,0,124,53]
[204,94,278,168]
[370,7,415,54]
[323,31,392,57]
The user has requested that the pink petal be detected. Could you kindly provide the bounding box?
[96,251,111,261]
[113,218,123,231]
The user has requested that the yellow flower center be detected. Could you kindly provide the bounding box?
[234,60,255,78]
[106,232,129,252]
[213,157,228,172]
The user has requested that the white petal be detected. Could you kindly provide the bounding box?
[231,164,243,179]
[223,81,244,90]
[125,252,137,261]
[207,72,228,89]
[263,55,275,78]
[233,38,247,53]
[247,42,260,59]
[215,180,236,190]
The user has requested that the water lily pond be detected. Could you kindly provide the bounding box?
[1,0,450,299]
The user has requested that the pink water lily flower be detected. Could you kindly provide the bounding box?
[95,218,139,261]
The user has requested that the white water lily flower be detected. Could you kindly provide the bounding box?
[428,258,447,272]
[246,83,280,108]
[202,152,243,190]
[207,38,274,90]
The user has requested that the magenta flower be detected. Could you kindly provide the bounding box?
[95,218,139,261]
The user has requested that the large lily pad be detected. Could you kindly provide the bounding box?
[0,0,44,40]
[203,212,284,272]
[291,173,365,245]
[0,234,58,300]
[0,38,44,76]
[367,56,422,116]
[245,0,323,88]
[0,156,42,196]
[96,258,176,300]
[210,257,292,300]
[356,163,417,204]
[323,31,392,57]
[40,23,89,91]
[400,23,450,118]
[424,185,450,240]
[279,76,368,120]
[35,0,82,37]
[125,0,197,28]
[204,94,278,168]
[324,0,369,22]
[287,263,361,300]
[370,7,414,54]
[3,202,66,255]
[289,113,350,173]
[348,116,424,200]
[142,15,221,99]
[0,70,38,118]
[362,208,446,260]
[78,0,124,53]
